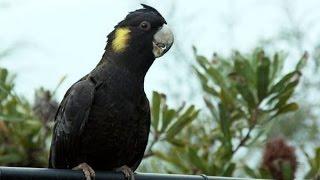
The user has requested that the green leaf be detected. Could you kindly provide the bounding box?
[208,162,219,175]
[166,106,199,139]
[234,57,256,86]
[194,68,219,96]
[167,138,186,147]
[268,74,300,106]
[218,103,231,147]
[275,103,299,116]
[270,52,286,81]
[160,108,176,132]
[0,68,8,83]
[243,165,258,177]
[153,150,190,172]
[188,147,208,172]
[203,84,219,97]
[195,55,210,69]
[295,52,308,71]
[151,91,162,132]
[219,88,234,109]
[236,84,256,108]
[207,66,226,88]
[203,97,219,121]
[222,163,236,176]
[259,167,272,178]
[0,154,23,164]
[270,53,280,81]
[273,80,298,109]
[281,161,293,180]
[257,57,270,102]
[270,71,298,94]
[0,114,25,122]
[193,67,208,84]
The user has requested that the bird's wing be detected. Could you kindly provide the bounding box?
[129,97,151,171]
[49,76,96,168]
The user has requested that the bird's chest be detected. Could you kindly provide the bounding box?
[93,79,146,129]
[81,79,149,152]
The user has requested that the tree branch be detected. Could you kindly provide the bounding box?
[232,108,258,154]
[232,125,254,154]
[143,132,159,159]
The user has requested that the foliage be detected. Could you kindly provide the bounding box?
[140,48,307,178]
[144,91,200,160]
[303,147,320,179]
[0,46,317,178]
[0,67,51,167]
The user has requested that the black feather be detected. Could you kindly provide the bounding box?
[141,4,165,19]
[49,5,166,171]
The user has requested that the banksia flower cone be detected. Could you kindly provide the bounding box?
[262,137,297,180]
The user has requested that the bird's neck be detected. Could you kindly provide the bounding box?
[99,48,155,79]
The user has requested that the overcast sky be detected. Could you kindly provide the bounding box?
[1,0,319,103]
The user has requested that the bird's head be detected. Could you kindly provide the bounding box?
[106,4,174,60]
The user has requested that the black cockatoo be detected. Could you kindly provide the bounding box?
[49,4,174,180]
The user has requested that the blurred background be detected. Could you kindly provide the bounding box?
[1,0,320,179]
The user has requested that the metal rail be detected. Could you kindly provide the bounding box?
[0,167,251,180]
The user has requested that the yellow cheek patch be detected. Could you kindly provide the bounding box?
[112,27,131,53]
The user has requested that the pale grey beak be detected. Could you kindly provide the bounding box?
[152,24,174,58]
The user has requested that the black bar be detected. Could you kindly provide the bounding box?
[0,167,249,180]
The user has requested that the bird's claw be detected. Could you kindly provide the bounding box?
[115,165,135,180]
[72,162,95,180]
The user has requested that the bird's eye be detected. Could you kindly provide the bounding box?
[139,21,151,31]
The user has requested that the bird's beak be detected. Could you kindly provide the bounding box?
[152,24,174,58]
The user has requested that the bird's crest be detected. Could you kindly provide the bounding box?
[140,4,163,17]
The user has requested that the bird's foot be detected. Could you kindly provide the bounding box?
[72,162,95,180]
[115,165,135,180]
